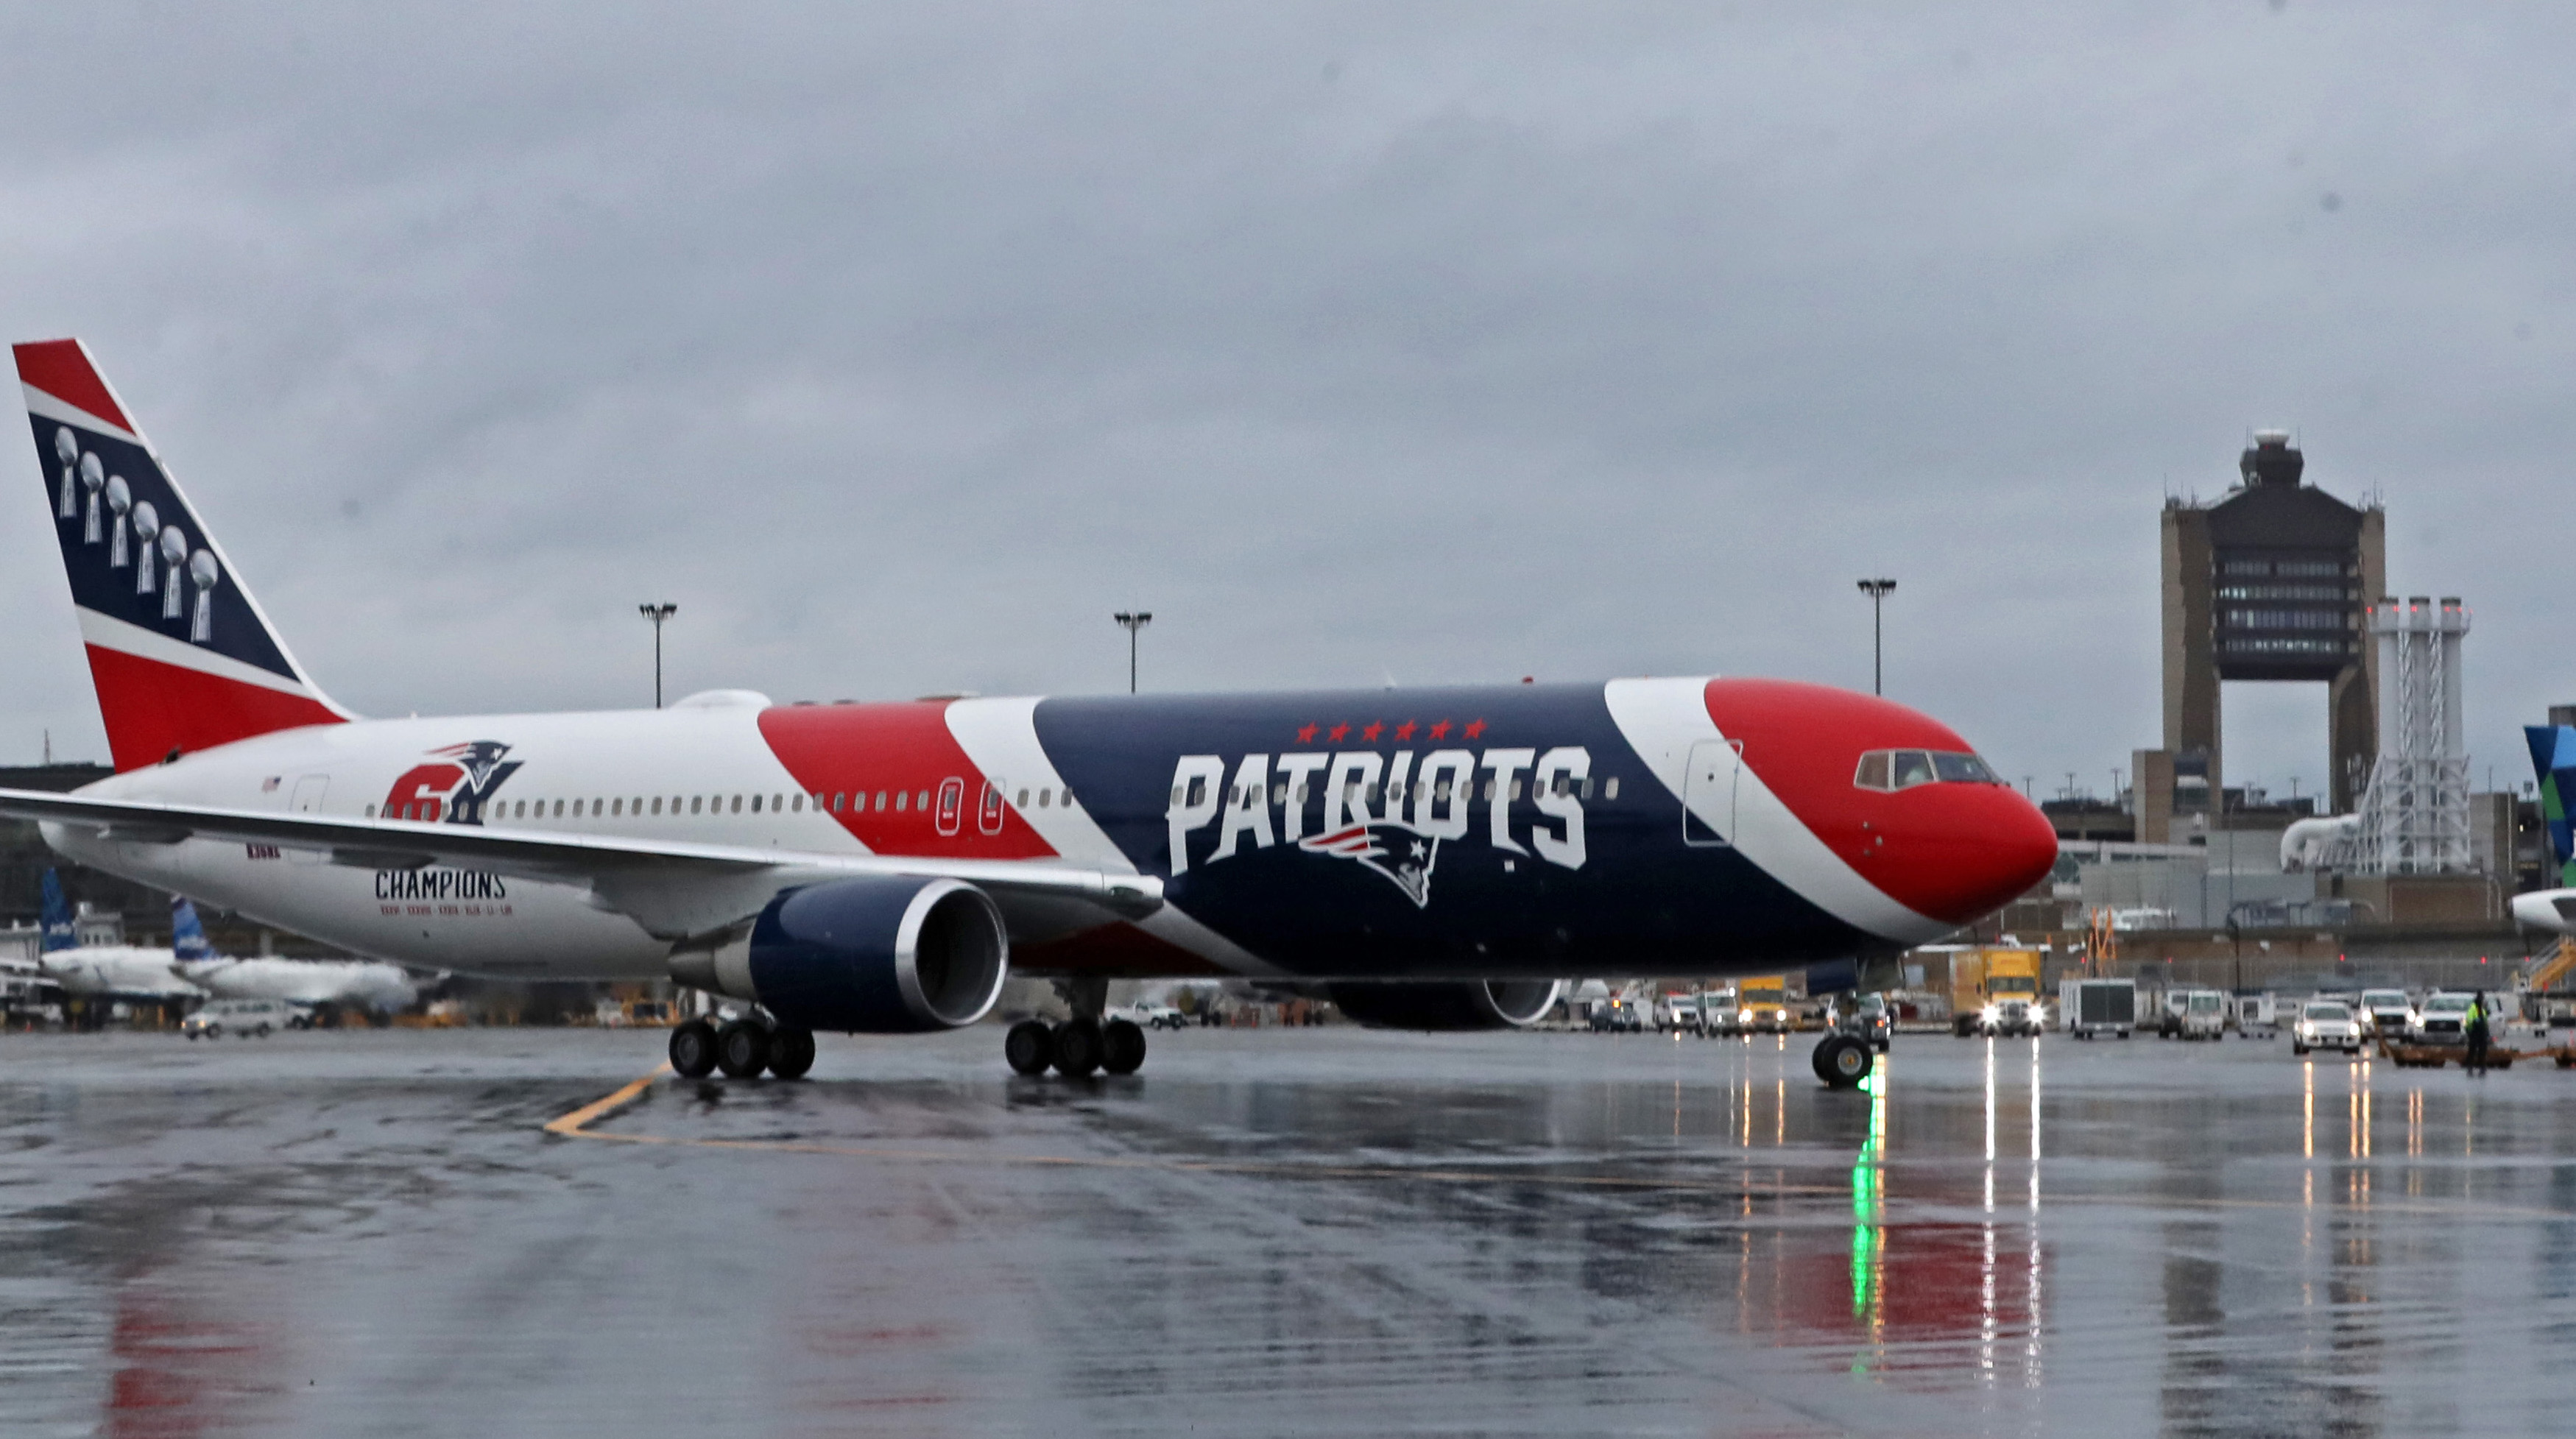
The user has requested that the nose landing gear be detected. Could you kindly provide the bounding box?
[1813,1033,1874,1089]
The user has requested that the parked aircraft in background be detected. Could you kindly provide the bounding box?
[2514,724,2576,936]
[34,869,200,1003]
[166,896,424,1016]
[2,338,2055,1089]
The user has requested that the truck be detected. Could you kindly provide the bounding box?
[1949,947,2046,1037]
[1735,976,1791,1033]
[1656,994,1703,1034]
[2155,986,2227,1040]
[2058,977,2136,1039]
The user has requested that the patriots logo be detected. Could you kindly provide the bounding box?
[381,740,523,825]
[1299,821,1441,908]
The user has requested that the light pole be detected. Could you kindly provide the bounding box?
[1855,579,1896,696]
[1112,611,1152,694]
[638,603,678,708]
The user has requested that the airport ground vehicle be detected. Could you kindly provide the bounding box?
[2234,993,2280,1038]
[1696,989,1740,1036]
[1656,996,1702,1033]
[1,339,2055,1092]
[2058,977,2136,1039]
[1949,947,2044,1036]
[183,997,297,1039]
[2158,988,2227,1040]
[2357,988,2416,1039]
[1735,977,1792,1034]
[1109,1001,1189,1031]
[2292,1000,2362,1056]
[2415,992,2474,1045]
[1833,992,1891,1051]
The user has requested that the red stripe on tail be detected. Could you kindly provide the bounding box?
[85,644,344,771]
[13,339,135,432]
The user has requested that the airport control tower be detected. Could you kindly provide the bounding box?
[2144,433,2385,840]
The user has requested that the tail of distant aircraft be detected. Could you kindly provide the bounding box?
[13,338,350,771]
[2527,724,2576,885]
[171,896,219,964]
[39,869,78,953]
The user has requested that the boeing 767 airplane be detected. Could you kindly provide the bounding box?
[4,338,2055,1087]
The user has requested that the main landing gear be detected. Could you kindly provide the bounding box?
[1812,1033,1874,1089]
[1003,1016,1147,1078]
[669,1017,816,1081]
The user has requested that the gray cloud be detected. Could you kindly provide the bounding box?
[4,2,2572,804]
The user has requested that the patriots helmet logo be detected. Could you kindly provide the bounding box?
[1299,820,1441,908]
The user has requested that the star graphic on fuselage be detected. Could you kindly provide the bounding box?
[1296,724,1319,743]
[1328,724,1350,743]
[1464,719,1486,739]
[1395,721,1416,740]
[1429,721,1451,739]
[1361,721,1383,742]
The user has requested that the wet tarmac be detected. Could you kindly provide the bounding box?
[4,1025,2573,1437]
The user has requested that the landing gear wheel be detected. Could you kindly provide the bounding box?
[1100,1018,1147,1075]
[1051,1017,1104,1078]
[670,1019,718,1078]
[714,1019,771,1078]
[766,1027,816,1080]
[1813,1034,1873,1088]
[1004,1019,1054,1076]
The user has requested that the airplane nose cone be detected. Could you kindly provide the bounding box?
[2511,889,2575,933]
[1909,785,2061,926]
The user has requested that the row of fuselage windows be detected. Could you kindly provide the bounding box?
[1185,774,1618,808]
[367,785,1079,824]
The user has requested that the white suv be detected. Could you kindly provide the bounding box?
[2292,1000,2362,1056]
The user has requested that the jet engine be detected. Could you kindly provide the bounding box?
[668,875,1009,1033]
[1324,979,1564,1031]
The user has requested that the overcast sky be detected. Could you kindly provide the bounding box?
[4,2,2569,805]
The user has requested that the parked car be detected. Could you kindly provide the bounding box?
[1109,1003,1190,1031]
[2291,1000,2362,1056]
[182,998,298,1039]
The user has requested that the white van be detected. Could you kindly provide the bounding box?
[183,997,299,1039]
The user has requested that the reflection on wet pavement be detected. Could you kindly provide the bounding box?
[4,1028,2572,1435]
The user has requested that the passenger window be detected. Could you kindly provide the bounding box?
[553,800,565,818]
[894,791,907,811]
[750,794,762,813]
[1037,788,1051,808]
[1605,777,1620,800]
[834,793,846,811]
[875,791,887,810]
[611,799,623,816]
[690,796,702,814]
[774,794,784,813]
[1508,780,1522,802]
[1017,788,1031,807]
[1186,778,1205,807]
[730,795,743,813]
[918,790,931,809]
[791,794,803,813]
[1855,751,1891,790]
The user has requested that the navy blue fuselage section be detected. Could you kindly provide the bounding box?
[1032,684,1877,979]
[27,414,299,681]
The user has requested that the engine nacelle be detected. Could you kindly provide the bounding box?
[1325,979,1564,1031]
[668,875,1009,1033]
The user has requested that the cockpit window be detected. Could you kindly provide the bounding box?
[1854,748,2000,791]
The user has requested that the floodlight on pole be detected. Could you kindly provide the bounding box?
[1113,611,1153,694]
[638,603,678,708]
[1855,579,1896,696]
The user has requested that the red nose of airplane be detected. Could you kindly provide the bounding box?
[1701,679,2061,929]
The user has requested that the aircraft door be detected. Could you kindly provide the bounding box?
[978,779,1007,835]
[1683,740,1740,847]
[935,777,965,837]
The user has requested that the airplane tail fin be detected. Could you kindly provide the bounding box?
[2526,724,2576,885]
[14,339,351,771]
[39,869,78,954]
[170,896,219,964]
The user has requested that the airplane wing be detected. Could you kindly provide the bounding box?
[0,788,1163,941]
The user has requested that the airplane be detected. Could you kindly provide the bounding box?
[32,868,202,1005]
[166,893,425,1017]
[1,337,2058,1089]
[2512,722,2576,936]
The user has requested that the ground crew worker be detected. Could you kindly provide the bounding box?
[2464,990,2491,1076]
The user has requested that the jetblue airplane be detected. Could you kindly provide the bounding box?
[3,338,2056,1086]
[165,892,425,1016]
[33,868,202,1003]
[2513,723,2576,936]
